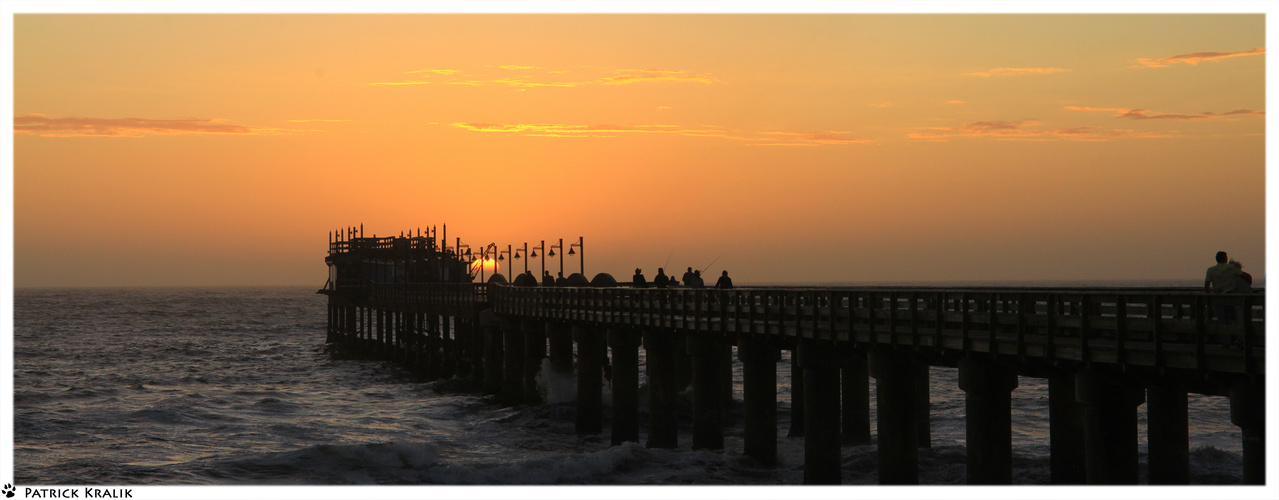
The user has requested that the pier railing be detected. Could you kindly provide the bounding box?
[489,286,1264,376]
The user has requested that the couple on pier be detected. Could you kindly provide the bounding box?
[1204,251,1254,348]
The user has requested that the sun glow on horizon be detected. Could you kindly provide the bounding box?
[10,13,1266,287]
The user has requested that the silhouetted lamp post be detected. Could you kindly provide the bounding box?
[549,239,563,277]
[498,245,514,281]
[514,242,529,276]
[479,243,497,283]
[569,236,584,277]
[530,240,546,281]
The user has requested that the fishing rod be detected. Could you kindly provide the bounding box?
[663,247,675,271]
[700,254,723,275]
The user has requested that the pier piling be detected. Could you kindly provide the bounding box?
[738,335,780,465]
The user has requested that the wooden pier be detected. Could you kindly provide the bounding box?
[320,230,1266,485]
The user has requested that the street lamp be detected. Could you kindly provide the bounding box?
[498,245,514,281]
[479,243,497,283]
[530,240,546,282]
[514,242,529,276]
[549,239,563,278]
[568,236,584,277]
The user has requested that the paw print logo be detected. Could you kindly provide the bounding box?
[2,483,14,498]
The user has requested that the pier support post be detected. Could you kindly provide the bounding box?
[522,318,546,405]
[547,321,574,386]
[609,327,641,445]
[676,333,693,392]
[1075,368,1144,484]
[958,356,1018,484]
[574,323,604,435]
[1048,372,1086,484]
[691,333,725,450]
[1229,378,1265,485]
[644,330,680,449]
[869,348,922,484]
[917,364,931,449]
[1146,381,1189,484]
[800,341,843,485]
[841,346,871,446]
[738,335,780,465]
[478,310,501,394]
[499,316,524,406]
[788,348,805,438]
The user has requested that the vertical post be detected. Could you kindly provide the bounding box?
[840,346,871,445]
[644,330,680,449]
[1146,381,1189,484]
[869,348,922,484]
[788,347,805,438]
[522,318,546,405]
[800,341,842,484]
[609,327,640,445]
[480,309,503,395]
[958,355,1018,484]
[691,333,725,450]
[574,323,604,435]
[1229,378,1266,485]
[499,316,524,406]
[1074,367,1144,484]
[738,335,780,465]
[917,363,931,449]
[1048,372,1086,484]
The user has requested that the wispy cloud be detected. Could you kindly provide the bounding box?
[1134,47,1264,68]
[368,81,431,86]
[964,67,1069,77]
[450,121,870,146]
[602,69,716,85]
[14,114,281,138]
[451,122,696,138]
[1067,106,1265,120]
[408,68,461,75]
[756,131,873,146]
[373,66,718,88]
[909,119,1170,142]
[287,119,352,123]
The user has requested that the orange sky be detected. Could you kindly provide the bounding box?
[11,14,1268,287]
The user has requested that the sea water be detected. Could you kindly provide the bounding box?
[11,285,1247,485]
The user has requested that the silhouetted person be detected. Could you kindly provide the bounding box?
[654,268,670,288]
[555,271,568,287]
[669,275,680,287]
[631,268,649,287]
[1230,260,1254,293]
[1205,251,1241,347]
[715,270,734,289]
[682,267,696,286]
[543,270,555,286]
[633,268,648,288]
[689,270,705,288]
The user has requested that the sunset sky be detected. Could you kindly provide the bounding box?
[9,11,1269,287]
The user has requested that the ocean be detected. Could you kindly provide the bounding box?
[10,285,1250,486]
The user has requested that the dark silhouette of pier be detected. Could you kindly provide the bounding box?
[320,229,1266,485]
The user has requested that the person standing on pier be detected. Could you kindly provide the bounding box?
[543,270,555,286]
[633,268,648,288]
[682,267,696,286]
[556,272,568,286]
[689,270,705,288]
[654,268,670,288]
[715,270,734,289]
[1205,251,1241,347]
